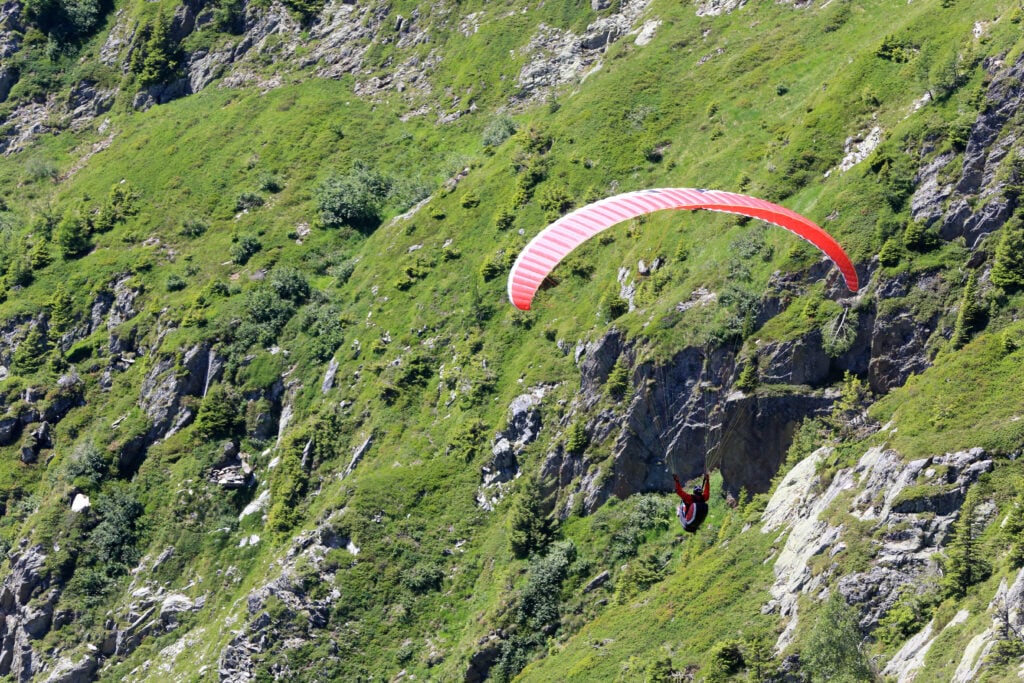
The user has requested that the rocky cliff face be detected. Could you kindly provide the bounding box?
[761,444,993,651]
[0,0,660,155]
[0,546,54,681]
[918,55,1024,249]
[535,51,1024,513]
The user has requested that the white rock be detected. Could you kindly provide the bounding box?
[71,493,91,512]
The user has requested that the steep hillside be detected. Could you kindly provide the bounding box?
[0,0,1023,681]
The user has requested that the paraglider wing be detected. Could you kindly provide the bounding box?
[506,188,859,310]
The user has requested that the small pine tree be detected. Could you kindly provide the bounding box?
[991,214,1024,290]
[614,551,666,603]
[878,236,902,267]
[743,632,776,681]
[54,209,90,259]
[135,9,180,87]
[605,359,630,400]
[6,256,33,288]
[942,484,992,597]
[267,436,310,532]
[600,291,628,320]
[706,639,745,683]
[48,285,74,335]
[735,359,758,392]
[644,657,677,683]
[802,591,873,683]
[902,220,936,252]
[12,323,48,375]
[29,240,51,270]
[194,384,240,440]
[508,477,551,559]
[950,271,980,349]
[1004,491,1024,568]
[565,420,588,455]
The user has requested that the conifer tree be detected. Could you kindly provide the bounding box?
[29,240,51,270]
[878,236,902,267]
[605,359,629,400]
[991,212,1024,290]
[950,270,980,349]
[743,632,776,681]
[942,484,992,598]
[134,8,179,87]
[1004,491,1024,568]
[508,476,551,559]
[48,285,73,335]
[736,359,758,392]
[12,323,48,375]
[54,209,90,259]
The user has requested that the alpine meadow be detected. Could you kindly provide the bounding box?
[2,0,1024,681]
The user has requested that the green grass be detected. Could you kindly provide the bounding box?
[870,330,1024,458]
[2,0,1024,680]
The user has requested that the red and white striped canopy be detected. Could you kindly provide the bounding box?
[507,188,859,310]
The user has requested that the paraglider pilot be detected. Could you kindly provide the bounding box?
[673,470,710,534]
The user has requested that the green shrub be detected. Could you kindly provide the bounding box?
[298,302,348,360]
[515,540,575,629]
[257,172,283,193]
[267,437,310,532]
[179,217,208,238]
[903,220,937,252]
[614,551,667,603]
[89,487,144,568]
[316,162,392,231]
[876,584,940,646]
[165,274,187,292]
[269,265,310,302]
[460,190,480,209]
[64,442,110,491]
[235,192,264,211]
[482,115,517,147]
[24,0,105,45]
[401,562,444,594]
[706,639,744,682]
[600,291,628,320]
[281,0,326,23]
[230,235,261,265]
[801,592,872,683]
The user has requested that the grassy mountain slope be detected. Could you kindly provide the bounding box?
[1,0,1024,681]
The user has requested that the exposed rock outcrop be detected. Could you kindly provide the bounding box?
[219,514,356,681]
[0,545,53,680]
[552,329,840,511]
[513,0,653,104]
[139,342,223,442]
[911,54,1024,248]
[477,385,554,510]
[761,444,993,651]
